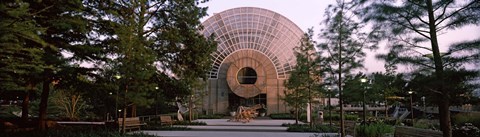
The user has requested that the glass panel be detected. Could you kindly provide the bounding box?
[237,67,257,84]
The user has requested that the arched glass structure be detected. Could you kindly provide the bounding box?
[201,7,304,114]
[202,7,304,79]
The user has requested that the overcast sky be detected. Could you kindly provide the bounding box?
[200,0,480,73]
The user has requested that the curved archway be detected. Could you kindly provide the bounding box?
[201,7,304,114]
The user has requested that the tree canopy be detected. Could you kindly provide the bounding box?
[0,0,216,130]
[358,0,480,136]
[284,29,320,126]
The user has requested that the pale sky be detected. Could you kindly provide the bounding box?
[200,0,480,73]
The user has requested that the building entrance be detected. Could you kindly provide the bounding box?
[201,7,304,114]
[228,93,266,109]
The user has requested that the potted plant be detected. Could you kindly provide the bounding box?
[228,105,237,116]
[258,108,267,117]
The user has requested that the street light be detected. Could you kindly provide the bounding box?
[114,75,121,120]
[408,90,414,122]
[114,74,130,134]
[107,92,113,121]
[421,96,426,118]
[155,86,159,116]
[360,78,368,124]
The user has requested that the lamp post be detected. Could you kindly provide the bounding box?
[360,78,368,124]
[155,86,159,116]
[421,96,426,118]
[408,91,414,122]
[327,86,332,126]
[114,74,128,134]
[108,92,113,121]
[114,75,121,120]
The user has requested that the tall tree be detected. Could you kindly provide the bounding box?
[358,1,480,136]
[318,0,379,136]
[284,29,320,127]
[377,37,480,121]
[87,0,216,131]
[27,0,94,130]
[89,0,161,133]
[0,0,49,124]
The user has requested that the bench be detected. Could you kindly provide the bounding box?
[160,115,175,126]
[394,126,442,137]
[117,117,146,131]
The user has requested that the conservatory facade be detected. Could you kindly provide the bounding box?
[200,7,304,114]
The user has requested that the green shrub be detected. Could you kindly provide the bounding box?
[144,120,202,130]
[286,124,338,133]
[144,125,190,130]
[299,113,317,121]
[0,105,21,118]
[174,121,207,125]
[413,119,439,130]
[355,122,394,137]
[270,113,294,119]
[453,113,480,128]
[345,114,359,121]
[198,114,224,119]
[143,122,191,130]
[323,113,358,121]
[274,112,357,122]
[453,123,480,137]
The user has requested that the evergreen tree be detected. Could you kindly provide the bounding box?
[377,37,480,120]
[358,1,480,136]
[0,0,48,124]
[87,0,215,131]
[284,29,320,127]
[27,0,94,130]
[317,0,379,136]
[362,0,480,137]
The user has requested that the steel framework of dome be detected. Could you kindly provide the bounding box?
[201,7,304,114]
[202,7,304,79]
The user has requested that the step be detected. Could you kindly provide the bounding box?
[195,119,301,126]
[186,125,288,132]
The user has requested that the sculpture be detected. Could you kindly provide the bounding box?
[228,104,265,123]
[176,100,189,121]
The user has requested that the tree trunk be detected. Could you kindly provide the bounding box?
[189,96,193,121]
[439,100,451,137]
[22,83,34,124]
[38,80,50,130]
[121,106,127,134]
[121,84,128,134]
[132,104,136,117]
[309,91,313,128]
[295,104,299,125]
[21,91,30,124]
[426,0,450,137]
[338,1,345,137]
[385,96,388,118]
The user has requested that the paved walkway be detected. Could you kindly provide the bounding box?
[141,130,338,137]
[140,119,339,137]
